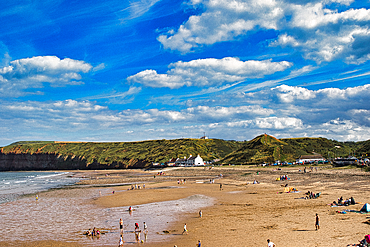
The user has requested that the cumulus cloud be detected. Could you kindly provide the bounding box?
[127,57,292,88]
[2,83,370,143]
[158,0,283,53]
[0,56,93,97]
[158,0,370,63]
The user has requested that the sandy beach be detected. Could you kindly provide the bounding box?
[2,165,370,247]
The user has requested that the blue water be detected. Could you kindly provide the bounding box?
[0,171,79,204]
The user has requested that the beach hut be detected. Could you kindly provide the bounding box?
[360,203,370,213]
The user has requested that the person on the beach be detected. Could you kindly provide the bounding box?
[196,240,201,247]
[220,183,223,190]
[267,239,276,247]
[120,218,124,234]
[135,223,141,242]
[199,210,202,218]
[315,213,320,230]
[143,222,147,232]
[92,227,98,236]
[119,236,124,246]
[35,194,38,201]
[182,223,188,234]
[135,231,141,242]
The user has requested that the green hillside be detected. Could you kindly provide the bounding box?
[220,134,298,164]
[2,135,370,168]
[1,139,242,167]
[219,134,370,165]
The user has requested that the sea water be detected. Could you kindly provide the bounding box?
[0,171,79,204]
[0,174,214,246]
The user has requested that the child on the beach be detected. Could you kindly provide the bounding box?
[182,223,188,234]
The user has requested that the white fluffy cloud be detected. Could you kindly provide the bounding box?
[127,57,292,88]
[158,0,283,53]
[158,0,370,63]
[0,56,93,97]
[2,83,370,143]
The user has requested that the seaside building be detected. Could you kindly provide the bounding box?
[296,154,325,164]
[174,154,204,166]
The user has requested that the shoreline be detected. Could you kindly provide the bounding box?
[2,166,370,246]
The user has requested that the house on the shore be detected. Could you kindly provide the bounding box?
[296,154,325,164]
[166,158,177,166]
[174,154,204,166]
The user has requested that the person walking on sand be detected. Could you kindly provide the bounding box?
[267,239,275,247]
[182,223,188,234]
[199,210,202,218]
[196,240,201,247]
[220,183,223,190]
[119,236,124,246]
[315,213,320,230]
[119,218,124,235]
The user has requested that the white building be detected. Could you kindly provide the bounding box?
[174,154,204,166]
[296,154,325,164]
[187,154,204,166]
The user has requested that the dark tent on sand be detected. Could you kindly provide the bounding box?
[360,203,370,213]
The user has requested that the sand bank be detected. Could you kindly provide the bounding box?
[2,166,370,246]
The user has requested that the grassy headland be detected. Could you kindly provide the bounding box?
[1,134,369,169]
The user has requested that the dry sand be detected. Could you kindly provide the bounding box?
[5,166,370,246]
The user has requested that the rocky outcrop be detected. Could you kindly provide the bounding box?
[0,152,149,171]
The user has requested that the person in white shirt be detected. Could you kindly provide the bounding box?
[182,223,188,234]
[267,239,276,247]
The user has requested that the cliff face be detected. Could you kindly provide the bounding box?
[0,153,149,171]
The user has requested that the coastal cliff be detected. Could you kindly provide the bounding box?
[0,152,148,171]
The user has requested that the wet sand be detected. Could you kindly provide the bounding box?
[2,166,370,246]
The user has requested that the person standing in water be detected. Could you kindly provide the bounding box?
[119,218,124,235]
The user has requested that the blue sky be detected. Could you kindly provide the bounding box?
[1,0,370,146]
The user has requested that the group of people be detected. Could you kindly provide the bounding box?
[300,166,318,173]
[305,191,321,199]
[279,175,290,180]
[332,196,356,206]
[130,183,145,190]
[177,179,186,184]
[84,227,100,237]
[118,220,148,246]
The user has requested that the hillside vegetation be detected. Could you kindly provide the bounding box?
[1,135,370,168]
[1,139,242,168]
